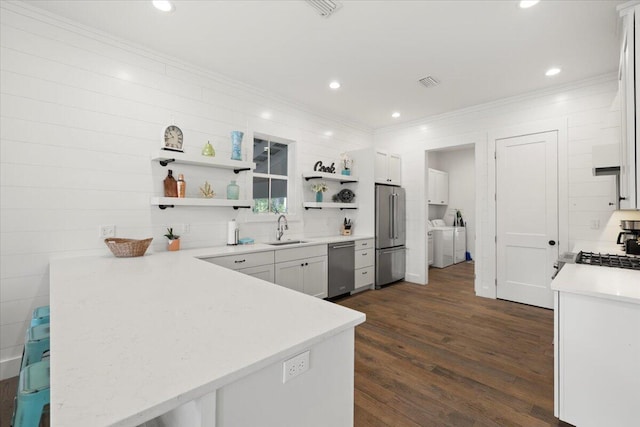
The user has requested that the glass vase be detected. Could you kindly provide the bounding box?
[230,131,243,161]
[315,192,323,203]
[227,180,240,200]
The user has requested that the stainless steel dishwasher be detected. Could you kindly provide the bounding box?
[328,241,355,298]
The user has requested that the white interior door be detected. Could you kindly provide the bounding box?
[496,131,558,309]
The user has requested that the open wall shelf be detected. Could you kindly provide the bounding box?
[302,172,358,184]
[303,202,358,210]
[151,197,252,210]
[152,151,255,173]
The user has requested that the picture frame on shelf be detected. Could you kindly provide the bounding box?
[162,125,184,152]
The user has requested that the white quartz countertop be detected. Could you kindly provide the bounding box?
[49,236,368,427]
[187,234,374,259]
[551,245,640,305]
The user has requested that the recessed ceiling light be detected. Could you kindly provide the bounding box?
[519,0,540,8]
[324,131,333,137]
[260,111,272,119]
[420,126,428,132]
[545,67,561,76]
[391,112,401,118]
[329,81,341,90]
[152,1,174,12]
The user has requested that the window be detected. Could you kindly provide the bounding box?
[253,136,291,213]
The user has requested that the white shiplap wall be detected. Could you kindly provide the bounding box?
[374,76,621,295]
[0,3,373,378]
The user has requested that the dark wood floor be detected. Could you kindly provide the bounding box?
[0,262,566,427]
[339,262,568,427]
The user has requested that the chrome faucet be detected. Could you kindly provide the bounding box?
[276,215,288,241]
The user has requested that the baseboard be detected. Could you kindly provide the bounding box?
[0,356,21,380]
[404,273,426,285]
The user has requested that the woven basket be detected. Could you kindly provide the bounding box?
[104,238,153,258]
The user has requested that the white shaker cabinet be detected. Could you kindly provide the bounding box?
[618,4,639,209]
[375,150,402,185]
[555,291,640,426]
[275,245,328,298]
[354,238,375,290]
[428,168,449,205]
[201,251,275,282]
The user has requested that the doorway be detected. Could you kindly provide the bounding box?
[495,131,558,309]
[426,144,476,289]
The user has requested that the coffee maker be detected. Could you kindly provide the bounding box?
[617,220,640,255]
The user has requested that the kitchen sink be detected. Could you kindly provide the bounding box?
[266,240,307,246]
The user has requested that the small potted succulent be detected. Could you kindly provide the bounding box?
[164,227,181,251]
[311,182,329,202]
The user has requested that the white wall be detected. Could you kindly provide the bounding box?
[375,75,621,294]
[0,3,373,379]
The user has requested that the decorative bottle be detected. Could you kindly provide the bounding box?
[230,131,244,161]
[226,180,240,200]
[177,174,186,198]
[164,169,178,197]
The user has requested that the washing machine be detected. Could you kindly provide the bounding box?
[430,219,466,267]
[429,220,454,268]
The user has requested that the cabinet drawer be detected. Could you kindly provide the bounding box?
[355,249,374,269]
[275,244,327,263]
[355,238,374,250]
[202,251,274,271]
[355,266,374,289]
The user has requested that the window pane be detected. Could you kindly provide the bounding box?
[253,177,270,213]
[269,142,288,176]
[270,178,288,213]
[253,138,269,174]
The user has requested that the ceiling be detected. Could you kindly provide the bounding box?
[23,0,625,129]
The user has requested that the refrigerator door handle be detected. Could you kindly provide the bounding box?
[389,194,394,239]
[393,193,399,239]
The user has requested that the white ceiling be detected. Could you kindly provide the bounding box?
[24,0,625,129]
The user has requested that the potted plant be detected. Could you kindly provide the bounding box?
[311,182,328,202]
[164,227,181,251]
[340,153,353,176]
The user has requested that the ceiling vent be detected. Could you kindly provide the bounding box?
[418,76,440,88]
[306,0,341,18]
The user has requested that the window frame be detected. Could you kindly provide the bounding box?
[249,133,297,219]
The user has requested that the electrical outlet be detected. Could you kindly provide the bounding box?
[590,219,600,230]
[282,350,310,383]
[181,224,191,234]
[99,225,116,238]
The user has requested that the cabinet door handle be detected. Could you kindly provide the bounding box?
[305,262,309,266]
[234,259,246,263]
[362,271,368,275]
[362,252,368,256]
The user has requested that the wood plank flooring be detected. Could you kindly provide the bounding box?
[338,261,568,427]
[0,262,566,427]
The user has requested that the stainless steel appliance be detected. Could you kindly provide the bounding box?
[375,185,406,288]
[618,220,640,255]
[553,251,640,279]
[328,241,355,298]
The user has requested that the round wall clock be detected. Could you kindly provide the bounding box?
[163,125,184,152]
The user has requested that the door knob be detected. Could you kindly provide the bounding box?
[548,240,556,246]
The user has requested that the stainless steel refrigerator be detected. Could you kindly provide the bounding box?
[375,185,406,288]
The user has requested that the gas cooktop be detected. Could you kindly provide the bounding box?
[576,251,640,271]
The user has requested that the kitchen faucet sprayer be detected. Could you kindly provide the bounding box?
[276,215,288,241]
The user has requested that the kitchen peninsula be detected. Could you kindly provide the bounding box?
[49,242,366,427]
[552,258,640,427]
